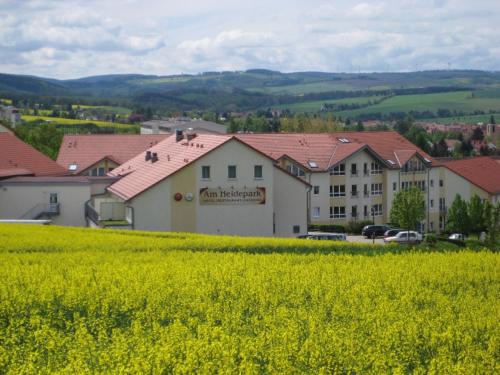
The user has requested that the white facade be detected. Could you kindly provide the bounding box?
[0,179,90,226]
[119,139,309,237]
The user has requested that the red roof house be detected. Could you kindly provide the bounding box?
[0,133,66,179]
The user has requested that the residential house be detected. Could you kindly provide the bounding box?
[56,134,168,175]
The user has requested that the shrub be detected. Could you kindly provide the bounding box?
[345,220,373,234]
[424,233,438,245]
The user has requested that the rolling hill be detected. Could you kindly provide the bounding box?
[1,70,500,118]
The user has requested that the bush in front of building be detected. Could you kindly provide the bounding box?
[344,220,374,235]
[308,224,345,233]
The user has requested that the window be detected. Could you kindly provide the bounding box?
[333,185,346,197]
[430,222,434,231]
[371,162,382,174]
[287,164,305,177]
[313,186,320,195]
[364,205,368,217]
[98,167,105,176]
[430,179,434,188]
[68,163,78,171]
[371,183,383,195]
[254,165,263,179]
[351,205,358,218]
[202,166,210,179]
[363,163,369,176]
[439,198,446,212]
[351,184,358,197]
[228,165,237,179]
[393,182,397,191]
[331,206,346,219]
[49,193,58,204]
[313,207,320,218]
[363,184,369,197]
[430,199,434,208]
[293,225,301,234]
[329,185,333,197]
[351,163,357,176]
[439,216,444,230]
[331,163,345,175]
[372,204,383,216]
[439,179,444,187]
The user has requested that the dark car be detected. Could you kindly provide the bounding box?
[383,228,404,238]
[362,225,390,238]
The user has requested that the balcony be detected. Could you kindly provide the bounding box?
[85,199,132,229]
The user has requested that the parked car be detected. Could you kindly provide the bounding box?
[362,225,390,238]
[383,228,405,238]
[448,233,465,241]
[384,231,423,244]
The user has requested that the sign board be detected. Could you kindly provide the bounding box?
[199,187,266,205]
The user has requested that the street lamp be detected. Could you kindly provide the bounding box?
[371,207,375,244]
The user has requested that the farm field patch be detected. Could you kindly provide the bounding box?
[0,225,498,373]
[336,91,500,119]
[21,115,136,130]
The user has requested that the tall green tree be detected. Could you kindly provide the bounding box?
[390,188,425,235]
[483,201,500,250]
[446,194,470,235]
[468,195,485,238]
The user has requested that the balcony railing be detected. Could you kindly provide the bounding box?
[351,191,358,198]
[85,200,100,226]
[350,171,358,177]
[363,192,369,198]
[363,170,370,177]
[20,203,60,220]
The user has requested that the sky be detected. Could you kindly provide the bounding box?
[0,0,499,79]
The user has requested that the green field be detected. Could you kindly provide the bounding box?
[423,113,497,125]
[274,95,386,112]
[0,224,498,373]
[22,115,137,130]
[71,105,133,115]
[336,91,500,119]
[249,81,360,95]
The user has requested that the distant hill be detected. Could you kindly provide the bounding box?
[1,70,500,114]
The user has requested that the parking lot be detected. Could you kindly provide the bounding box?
[347,235,385,245]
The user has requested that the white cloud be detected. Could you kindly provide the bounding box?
[0,0,499,78]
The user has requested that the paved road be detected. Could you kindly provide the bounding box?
[347,235,385,245]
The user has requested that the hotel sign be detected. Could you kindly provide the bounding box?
[199,187,266,205]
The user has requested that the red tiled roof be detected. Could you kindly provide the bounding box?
[0,133,66,178]
[108,134,233,200]
[236,131,432,171]
[56,134,168,174]
[440,157,500,195]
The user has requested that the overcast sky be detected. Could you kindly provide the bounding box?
[0,0,499,79]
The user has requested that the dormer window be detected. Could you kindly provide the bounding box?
[68,164,78,171]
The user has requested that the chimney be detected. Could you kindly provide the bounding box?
[145,150,152,161]
[186,127,196,141]
[175,129,183,142]
[151,152,158,163]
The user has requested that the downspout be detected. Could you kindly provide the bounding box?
[126,204,135,230]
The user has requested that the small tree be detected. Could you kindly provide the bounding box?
[446,194,469,235]
[390,188,425,239]
[483,201,500,250]
[468,194,484,239]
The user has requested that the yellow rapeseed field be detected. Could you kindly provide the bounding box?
[0,224,498,373]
